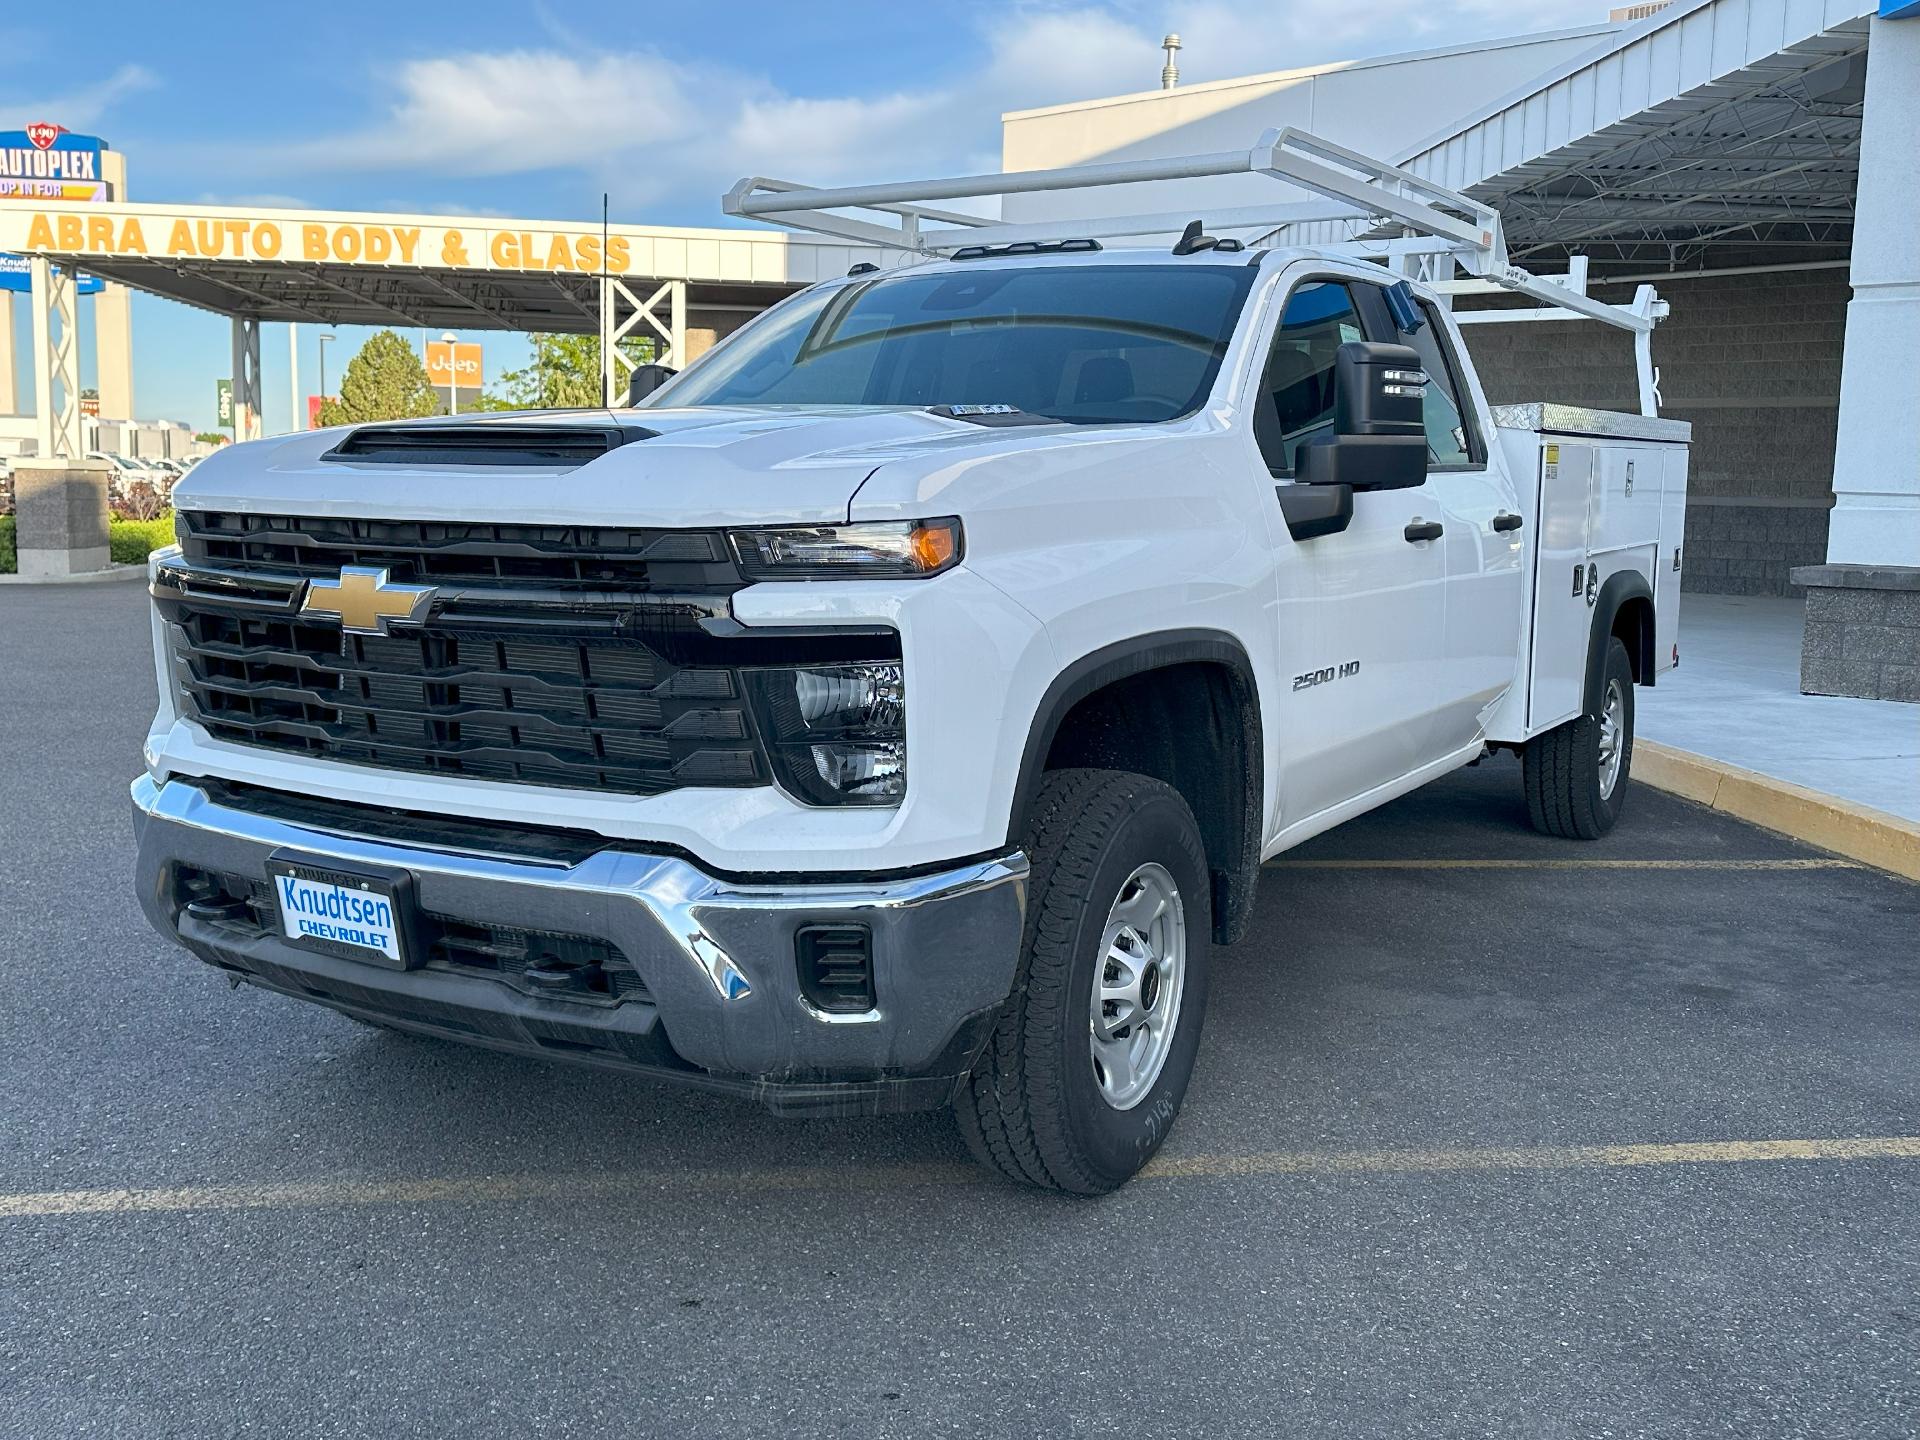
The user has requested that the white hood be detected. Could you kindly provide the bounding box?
[173,407,1071,528]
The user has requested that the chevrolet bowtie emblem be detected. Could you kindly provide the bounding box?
[301,566,436,635]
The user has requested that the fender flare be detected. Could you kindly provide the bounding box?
[1006,629,1265,944]
[1585,569,1655,715]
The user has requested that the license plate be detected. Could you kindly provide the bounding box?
[268,859,411,969]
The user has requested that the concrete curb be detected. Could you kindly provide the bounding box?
[0,563,148,586]
[1636,739,1920,882]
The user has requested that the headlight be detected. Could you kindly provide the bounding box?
[730,519,962,580]
[746,662,906,806]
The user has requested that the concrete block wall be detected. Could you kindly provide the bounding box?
[14,464,111,579]
[1459,268,1848,597]
[1794,568,1920,702]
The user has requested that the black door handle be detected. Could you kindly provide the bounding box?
[1403,520,1444,543]
[1492,512,1524,533]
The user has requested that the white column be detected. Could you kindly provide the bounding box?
[1826,15,1920,566]
[0,292,15,415]
[93,150,135,421]
[288,323,300,436]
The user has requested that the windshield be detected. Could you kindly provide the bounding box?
[653,263,1258,424]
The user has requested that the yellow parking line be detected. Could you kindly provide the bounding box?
[1265,858,1860,870]
[1142,1135,1920,1180]
[3,1136,1915,1219]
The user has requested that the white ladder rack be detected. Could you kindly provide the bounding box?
[725,127,1668,415]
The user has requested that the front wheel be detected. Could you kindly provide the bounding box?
[1522,634,1635,840]
[955,769,1211,1194]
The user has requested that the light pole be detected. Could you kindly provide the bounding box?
[317,332,337,427]
[440,331,459,416]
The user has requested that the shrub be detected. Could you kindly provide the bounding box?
[110,514,176,565]
[113,480,173,522]
[0,512,171,572]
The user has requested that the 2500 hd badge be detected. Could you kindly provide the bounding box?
[1293,660,1361,691]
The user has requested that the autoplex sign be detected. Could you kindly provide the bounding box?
[1,125,110,295]
[0,124,108,202]
[0,210,643,274]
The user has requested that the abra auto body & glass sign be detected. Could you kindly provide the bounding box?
[0,195,816,288]
[4,210,640,274]
[0,124,107,202]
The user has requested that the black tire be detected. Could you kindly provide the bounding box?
[955,769,1211,1194]
[1523,635,1635,840]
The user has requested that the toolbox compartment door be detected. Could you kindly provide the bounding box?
[1526,438,1595,732]
[1655,446,1690,676]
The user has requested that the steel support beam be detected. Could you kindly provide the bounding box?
[230,316,263,443]
[30,256,82,462]
[601,277,684,405]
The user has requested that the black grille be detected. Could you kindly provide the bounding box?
[164,601,764,795]
[323,423,652,467]
[175,866,649,1006]
[193,779,612,865]
[178,510,745,592]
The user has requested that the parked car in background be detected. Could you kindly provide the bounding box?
[86,450,142,486]
[88,451,177,519]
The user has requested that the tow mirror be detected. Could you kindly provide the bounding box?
[1296,341,1428,493]
[624,363,679,406]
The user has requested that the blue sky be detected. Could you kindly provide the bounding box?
[3,0,1589,433]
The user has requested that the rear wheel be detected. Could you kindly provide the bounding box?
[1523,634,1635,840]
[955,769,1211,1194]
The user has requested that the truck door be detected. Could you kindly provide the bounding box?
[1392,295,1527,755]
[1256,277,1450,831]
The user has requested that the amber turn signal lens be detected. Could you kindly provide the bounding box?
[910,521,959,573]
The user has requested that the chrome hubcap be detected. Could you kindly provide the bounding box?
[1089,863,1187,1110]
[1598,677,1627,800]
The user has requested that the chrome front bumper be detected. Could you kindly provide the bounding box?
[130,776,1028,1115]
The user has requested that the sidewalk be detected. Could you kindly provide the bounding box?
[1638,594,1919,825]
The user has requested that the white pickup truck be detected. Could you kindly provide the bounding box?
[131,134,1688,1192]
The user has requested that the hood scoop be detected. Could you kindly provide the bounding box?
[322,423,656,468]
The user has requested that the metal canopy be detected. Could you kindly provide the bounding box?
[7,246,825,334]
[0,198,888,448]
[1393,0,1872,268]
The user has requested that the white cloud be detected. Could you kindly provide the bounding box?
[225,1,1608,217]
[0,63,155,132]
[193,191,313,210]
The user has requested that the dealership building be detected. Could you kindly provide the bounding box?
[1004,0,1917,699]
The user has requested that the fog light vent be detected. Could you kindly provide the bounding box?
[796,924,875,1014]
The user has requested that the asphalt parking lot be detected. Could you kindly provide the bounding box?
[3,579,1917,1439]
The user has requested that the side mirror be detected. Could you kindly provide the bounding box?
[624,363,679,406]
[1296,341,1428,493]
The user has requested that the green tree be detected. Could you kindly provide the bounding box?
[193,432,227,446]
[474,332,658,412]
[316,330,439,427]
